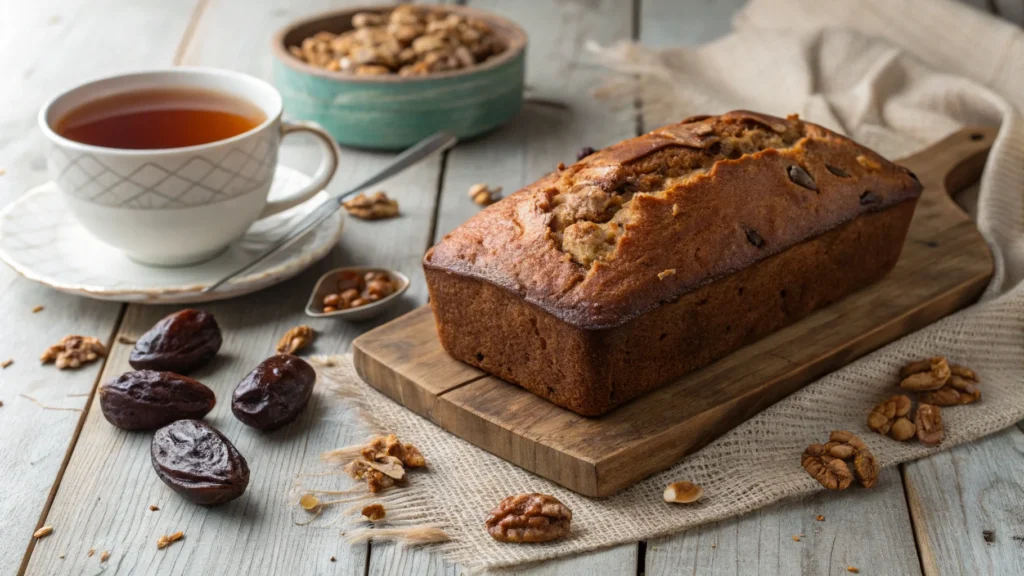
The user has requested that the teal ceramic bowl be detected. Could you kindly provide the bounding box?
[271,5,527,150]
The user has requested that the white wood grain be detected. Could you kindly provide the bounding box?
[0,0,199,572]
[646,469,922,576]
[367,0,639,573]
[903,426,1024,576]
[25,0,444,574]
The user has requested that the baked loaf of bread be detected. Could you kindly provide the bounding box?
[424,111,922,416]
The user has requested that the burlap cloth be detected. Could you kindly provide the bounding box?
[304,0,1024,571]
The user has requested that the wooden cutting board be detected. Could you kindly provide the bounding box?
[352,127,996,497]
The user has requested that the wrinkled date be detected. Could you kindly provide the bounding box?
[151,419,249,506]
[130,309,222,374]
[232,354,316,431]
[99,370,216,430]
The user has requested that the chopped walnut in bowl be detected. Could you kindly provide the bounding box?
[306,267,410,321]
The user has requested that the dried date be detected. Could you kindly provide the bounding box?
[130,309,222,374]
[231,354,316,431]
[151,419,249,506]
[485,493,572,543]
[99,370,216,430]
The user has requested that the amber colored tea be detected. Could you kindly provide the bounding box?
[54,88,266,149]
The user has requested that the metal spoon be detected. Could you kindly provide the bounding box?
[201,131,458,294]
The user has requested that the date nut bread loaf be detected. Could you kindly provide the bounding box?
[424,111,922,416]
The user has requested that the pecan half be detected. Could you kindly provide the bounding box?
[899,357,950,392]
[853,449,880,489]
[485,493,572,543]
[802,444,853,490]
[867,395,916,441]
[915,404,944,445]
[920,364,981,406]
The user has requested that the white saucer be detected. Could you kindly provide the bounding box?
[0,166,343,303]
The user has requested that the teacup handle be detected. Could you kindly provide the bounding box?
[259,120,340,219]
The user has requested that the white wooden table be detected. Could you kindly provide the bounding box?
[2,1,1022,574]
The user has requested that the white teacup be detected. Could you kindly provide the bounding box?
[38,68,339,266]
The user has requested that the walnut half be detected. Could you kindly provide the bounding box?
[899,357,950,392]
[40,335,107,369]
[485,493,572,543]
[802,431,878,490]
[867,395,916,441]
[343,191,399,220]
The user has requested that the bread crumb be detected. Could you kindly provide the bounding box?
[32,305,44,313]
[1,358,12,368]
[33,526,53,539]
[658,269,676,281]
[100,550,110,562]
[58,552,65,559]
[149,505,159,511]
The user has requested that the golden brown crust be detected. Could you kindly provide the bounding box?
[424,111,921,330]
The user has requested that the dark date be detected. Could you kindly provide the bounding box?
[99,370,216,430]
[151,419,249,506]
[232,354,316,431]
[130,309,222,374]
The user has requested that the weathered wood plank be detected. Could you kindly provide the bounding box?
[646,469,922,576]
[0,0,199,571]
[364,0,639,573]
[904,426,1024,576]
[25,0,444,574]
[637,1,923,573]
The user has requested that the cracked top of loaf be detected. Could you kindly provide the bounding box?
[424,111,922,329]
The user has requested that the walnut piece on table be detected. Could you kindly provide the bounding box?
[342,191,399,220]
[342,434,426,492]
[276,325,314,355]
[40,335,106,369]
[362,503,386,521]
[485,493,572,543]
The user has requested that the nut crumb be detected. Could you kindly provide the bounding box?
[663,481,703,503]
[40,335,107,370]
[672,203,681,217]
[711,543,717,548]
[556,162,566,171]
[33,526,53,539]
[468,183,502,206]
[32,305,44,313]
[847,567,859,574]
[1,358,12,368]
[117,336,137,345]
[58,552,65,559]
[100,550,110,563]
[277,325,315,355]
[343,191,399,220]
[815,515,825,521]
[156,531,184,550]
[362,503,386,521]
[300,493,321,511]
[88,548,95,557]
[983,529,995,543]
[149,505,159,511]
[330,556,336,562]
[792,535,800,542]
[658,269,676,281]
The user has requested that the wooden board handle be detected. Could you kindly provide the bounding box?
[899,126,997,214]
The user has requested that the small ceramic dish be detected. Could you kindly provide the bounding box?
[271,4,527,149]
[306,266,410,321]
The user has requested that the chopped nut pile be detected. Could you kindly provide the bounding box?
[288,5,505,76]
[468,183,502,206]
[276,325,315,355]
[320,270,399,313]
[801,431,878,490]
[663,481,703,504]
[40,335,107,369]
[342,434,427,492]
[485,493,572,543]
[342,191,399,220]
